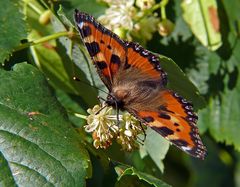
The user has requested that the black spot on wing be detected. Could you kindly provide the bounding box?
[159,113,171,120]
[85,42,100,57]
[81,25,91,37]
[124,60,131,69]
[111,54,121,64]
[96,61,107,69]
[142,116,154,122]
[107,45,112,50]
[176,128,181,132]
[152,126,174,137]
[174,122,180,127]
[158,105,175,114]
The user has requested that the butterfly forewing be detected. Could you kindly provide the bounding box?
[74,10,126,89]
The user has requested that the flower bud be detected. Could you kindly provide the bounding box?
[39,10,52,25]
[158,19,175,36]
[136,0,156,10]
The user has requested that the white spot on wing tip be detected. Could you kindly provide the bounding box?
[181,146,191,151]
[79,22,84,29]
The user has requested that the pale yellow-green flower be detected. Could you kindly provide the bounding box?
[84,105,145,151]
[97,0,172,42]
[98,0,136,31]
[136,0,156,10]
[85,105,118,149]
[116,113,144,151]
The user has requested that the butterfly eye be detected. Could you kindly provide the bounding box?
[106,95,116,106]
[107,94,113,100]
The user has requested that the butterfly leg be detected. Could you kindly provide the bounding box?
[135,122,146,143]
[113,99,121,127]
[95,104,108,115]
[139,122,146,141]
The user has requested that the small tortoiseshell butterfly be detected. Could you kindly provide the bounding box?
[74,10,207,159]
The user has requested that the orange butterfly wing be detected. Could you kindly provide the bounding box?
[74,10,127,89]
[129,89,206,159]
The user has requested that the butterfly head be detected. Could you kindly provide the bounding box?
[106,90,127,110]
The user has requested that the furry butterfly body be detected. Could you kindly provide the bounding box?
[74,10,207,159]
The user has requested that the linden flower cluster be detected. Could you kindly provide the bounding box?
[97,0,174,43]
[84,105,144,151]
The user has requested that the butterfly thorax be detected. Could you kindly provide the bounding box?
[106,78,163,111]
[106,93,125,110]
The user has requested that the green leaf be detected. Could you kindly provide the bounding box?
[198,39,240,150]
[55,89,87,127]
[221,0,240,35]
[159,55,206,110]
[0,152,16,186]
[26,2,98,107]
[0,63,91,186]
[0,0,27,62]
[28,30,98,106]
[141,128,169,173]
[28,30,75,93]
[181,0,222,51]
[115,166,171,187]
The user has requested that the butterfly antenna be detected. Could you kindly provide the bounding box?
[73,76,109,95]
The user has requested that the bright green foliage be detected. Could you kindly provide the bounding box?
[140,128,169,173]
[0,0,27,63]
[0,152,16,186]
[181,0,222,50]
[115,165,171,187]
[198,39,240,150]
[0,64,90,186]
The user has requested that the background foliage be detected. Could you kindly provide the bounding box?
[1,0,240,186]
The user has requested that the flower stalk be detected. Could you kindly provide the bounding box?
[14,31,72,52]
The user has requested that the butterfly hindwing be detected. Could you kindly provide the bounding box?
[74,10,126,89]
[126,42,167,86]
[130,89,206,159]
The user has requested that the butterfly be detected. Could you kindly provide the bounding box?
[74,9,207,159]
